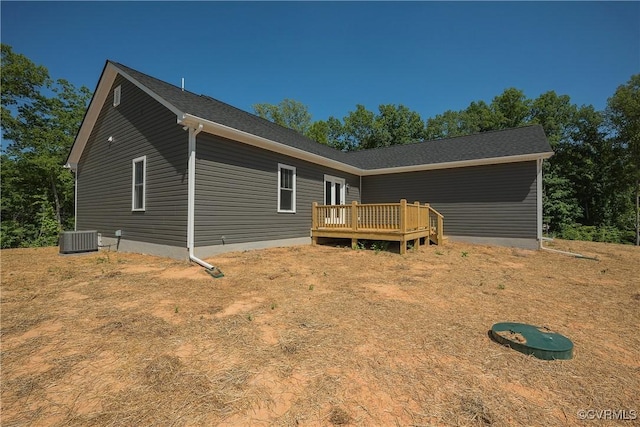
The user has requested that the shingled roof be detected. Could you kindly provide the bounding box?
[111,61,353,165]
[68,61,553,172]
[344,125,552,169]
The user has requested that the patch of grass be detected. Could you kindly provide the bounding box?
[329,406,351,425]
[279,332,301,355]
[101,269,121,278]
[143,354,184,391]
[461,251,469,257]
[309,284,314,291]
[459,395,493,426]
[96,253,110,264]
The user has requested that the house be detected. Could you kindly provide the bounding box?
[65,61,553,264]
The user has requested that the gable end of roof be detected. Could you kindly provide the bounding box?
[66,61,186,169]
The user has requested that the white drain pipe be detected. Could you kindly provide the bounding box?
[186,123,215,270]
[540,237,598,260]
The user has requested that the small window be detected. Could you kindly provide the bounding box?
[277,164,296,213]
[113,85,121,107]
[132,156,146,211]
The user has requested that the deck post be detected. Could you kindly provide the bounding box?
[351,201,358,231]
[311,202,318,245]
[426,203,431,246]
[312,202,318,229]
[414,201,421,249]
[438,214,444,245]
[400,199,407,254]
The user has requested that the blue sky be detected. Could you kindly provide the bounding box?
[2,2,638,122]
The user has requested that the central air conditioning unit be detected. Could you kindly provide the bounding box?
[59,230,99,254]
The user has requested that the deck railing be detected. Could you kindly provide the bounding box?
[312,199,444,243]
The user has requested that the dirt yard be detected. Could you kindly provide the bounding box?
[1,239,638,426]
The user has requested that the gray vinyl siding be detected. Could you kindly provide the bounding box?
[76,75,188,246]
[194,133,360,246]
[362,162,537,239]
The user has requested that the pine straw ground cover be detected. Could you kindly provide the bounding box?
[1,239,638,427]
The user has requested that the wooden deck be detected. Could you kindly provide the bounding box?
[311,199,445,254]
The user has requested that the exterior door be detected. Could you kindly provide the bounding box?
[324,175,346,224]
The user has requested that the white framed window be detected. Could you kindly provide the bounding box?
[277,163,296,213]
[132,156,146,211]
[113,85,121,107]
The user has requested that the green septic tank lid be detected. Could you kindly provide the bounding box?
[490,322,573,360]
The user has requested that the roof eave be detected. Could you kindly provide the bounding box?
[360,151,554,176]
[180,113,553,175]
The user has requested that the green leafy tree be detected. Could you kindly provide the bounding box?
[306,120,329,145]
[424,110,466,140]
[425,88,530,140]
[606,74,640,245]
[253,99,312,135]
[307,117,348,150]
[325,116,346,150]
[462,101,499,134]
[490,88,531,129]
[530,91,583,231]
[341,104,376,151]
[252,99,348,150]
[1,44,91,248]
[530,91,576,148]
[562,106,610,226]
[367,104,425,149]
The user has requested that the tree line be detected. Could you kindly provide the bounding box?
[1,44,638,247]
[1,45,92,248]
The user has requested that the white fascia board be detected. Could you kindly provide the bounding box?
[66,65,117,167]
[66,62,184,167]
[359,152,554,176]
[178,113,363,175]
